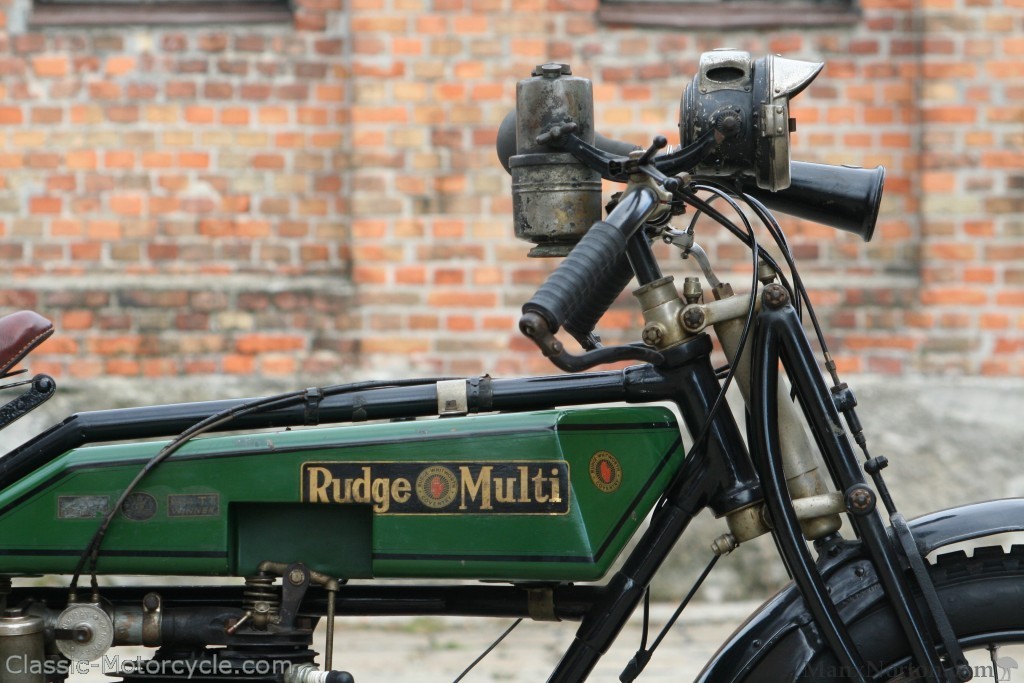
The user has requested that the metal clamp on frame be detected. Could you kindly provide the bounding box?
[437,379,469,417]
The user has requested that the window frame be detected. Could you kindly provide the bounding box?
[597,1,860,30]
[29,0,292,27]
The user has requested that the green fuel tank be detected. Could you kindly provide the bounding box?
[0,407,684,582]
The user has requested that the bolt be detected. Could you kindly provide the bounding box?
[956,664,973,681]
[864,456,889,475]
[680,306,706,332]
[715,111,741,138]
[845,486,875,515]
[641,323,666,347]
[288,568,306,586]
[762,283,790,309]
[143,593,160,611]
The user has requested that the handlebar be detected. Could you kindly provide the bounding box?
[500,53,886,373]
[496,110,640,175]
[519,185,661,367]
[501,111,664,349]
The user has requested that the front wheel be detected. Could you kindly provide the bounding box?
[752,545,1024,681]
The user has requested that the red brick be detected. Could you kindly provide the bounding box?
[427,291,497,307]
[51,219,82,237]
[104,150,135,169]
[216,107,248,125]
[109,194,143,216]
[235,334,306,353]
[252,154,285,170]
[185,106,215,124]
[920,288,989,306]
[0,107,23,124]
[46,174,75,192]
[223,355,256,374]
[29,197,61,214]
[178,152,210,169]
[32,55,68,77]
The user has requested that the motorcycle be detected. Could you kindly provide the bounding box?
[0,48,1021,682]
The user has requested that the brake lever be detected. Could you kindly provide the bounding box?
[521,311,664,372]
[536,125,720,185]
[652,128,722,177]
[536,122,635,181]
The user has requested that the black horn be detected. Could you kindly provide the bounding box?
[738,161,885,242]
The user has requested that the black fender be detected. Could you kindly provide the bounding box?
[695,498,1024,682]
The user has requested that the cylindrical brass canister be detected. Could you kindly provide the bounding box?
[511,63,602,257]
[0,609,46,683]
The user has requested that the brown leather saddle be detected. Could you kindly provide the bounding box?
[0,311,54,378]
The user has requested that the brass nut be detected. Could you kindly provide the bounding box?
[288,568,306,585]
[711,533,738,556]
[682,276,703,303]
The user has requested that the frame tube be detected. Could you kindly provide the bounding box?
[751,300,946,680]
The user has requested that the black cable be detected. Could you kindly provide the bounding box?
[688,185,800,312]
[740,192,832,357]
[693,183,828,402]
[680,190,796,305]
[452,618,523,683]
[70,376,458,596]
[619,554,721,682]
[70,389,307,594]
[658,187,761,500]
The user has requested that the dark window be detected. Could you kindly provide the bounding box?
[598,0,859,30]
[30,0,292,27]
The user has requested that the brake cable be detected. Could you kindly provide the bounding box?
[619,186,762,681]
[69,376,458,598]
[620,554,721,682]
[451,618,524,683]
[658,186,761,500]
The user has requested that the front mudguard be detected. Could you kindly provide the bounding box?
[696,498,1024,682]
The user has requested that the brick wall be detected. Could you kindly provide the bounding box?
[0,0,1021,391]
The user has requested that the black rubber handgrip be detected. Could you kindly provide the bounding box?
[563,250,634,344]
[521,185,657,340]
[522,219,631,334]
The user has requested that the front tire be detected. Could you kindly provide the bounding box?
[752,545,1024,681]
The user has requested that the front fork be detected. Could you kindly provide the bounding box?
[751,285,970,682]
